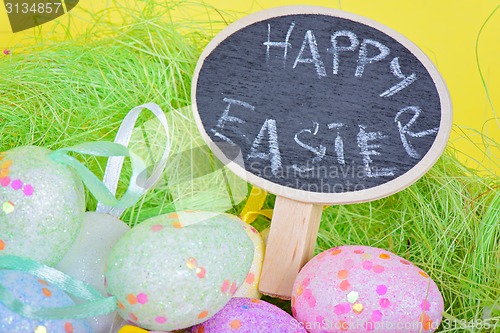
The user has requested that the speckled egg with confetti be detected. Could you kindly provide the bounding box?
[0,270,92,333]
[292,245,444,333]
[105,211,254,331]
[190,298,307,333]
[234,222,265,299]
[0,146,85,266]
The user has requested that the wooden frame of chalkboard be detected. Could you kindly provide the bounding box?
[192,6,452,298]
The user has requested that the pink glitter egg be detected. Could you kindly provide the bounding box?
[292,245,443,333]
[190,298,307,333]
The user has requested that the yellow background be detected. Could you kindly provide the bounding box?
[0,0,498,174]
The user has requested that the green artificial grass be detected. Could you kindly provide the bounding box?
[0,1,498,332]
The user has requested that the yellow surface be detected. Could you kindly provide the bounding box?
[0,1,498,174]
[117,325,148,333]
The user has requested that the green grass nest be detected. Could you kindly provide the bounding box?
[0,1,498,332]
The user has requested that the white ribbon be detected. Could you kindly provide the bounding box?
[96,103,170,217]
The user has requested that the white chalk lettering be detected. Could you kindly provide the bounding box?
[247,118,283,176]
[357,125,398,177]
[293,30,327,78]
[263,22,296,66]
[327,122,346,165]
[211,98,255,145]
[327,30,359,75]
[395,106,439,159]
[380,57,417,97]
[292,121,326,172]
[355,39,390,77]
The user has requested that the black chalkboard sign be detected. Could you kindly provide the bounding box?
[192,6,451,204]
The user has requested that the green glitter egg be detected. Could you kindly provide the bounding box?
[0,146,85,266]
[105,211,254,331]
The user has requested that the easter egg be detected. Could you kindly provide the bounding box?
[105,211,254,331]
[292,245,444,333]
[234,222,265,299]
[0,146,85,266]
[57,212,131,333]
[0,270,92,332]
[190,298,307,333]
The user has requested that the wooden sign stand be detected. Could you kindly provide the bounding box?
[259,198,323,299]
[191,6,452,299]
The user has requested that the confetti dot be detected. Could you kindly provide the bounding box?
[2,49,10,55]
[34,326,47,333]
[129,313,138,322]
[250,299,261,303]
[0,240,4,250]
[168,212,179,219]
[2,201,14,214]
[347,291,359,303]
[361,253,373,260]
[127,294,138,305]
[64,322,74,333]
[421,299,431,311]
[420,312,433,330]
[195,326,205,333]
[400,259,411,265]
[42,288,52,297]
[376,285,388,295]
[245,272,255,284]
[1,160,12,169]
[230,282,238,294]
[137,293,148,304]
[362,260,373,270]
[23,184,34,196]
[334,303,349,315]
[0,176,10,186]
[155,316,167,324]
[330,248,342,255]
[371,310,383,322]
[338,269,349,280]
[117,301,125,310]
[373,265,385,273]
[303,288,317,308]
[221,280,230,293]
[380,298,391,308]
[196,267,206,278]
[198,310,209,319]
[38,279,48,285]
[0,169,9,178]
[186,257,198,269]
[302,277,311,287]
[352,302,364,314]
[339,280,350,291]
[11,179,22,190]
[172,221,183,228]
[419,271,429,278]
[339,320,349,331]
[230,319,242,329]
[296,284,303,296]
[354,249,364,254]
[151,224,163,232]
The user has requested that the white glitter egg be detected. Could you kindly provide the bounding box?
[292,245,444,333]
[233,222,265,299]
[57,212,130,332]
[105,211,254,331]
[0,270,92,332]
[0,146,85,266]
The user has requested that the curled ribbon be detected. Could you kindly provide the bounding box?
[96,103,170,217]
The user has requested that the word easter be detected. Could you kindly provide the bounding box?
[195,13,445,194]
[212,97,437,179]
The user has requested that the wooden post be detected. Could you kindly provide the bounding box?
[259,196,323,299]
